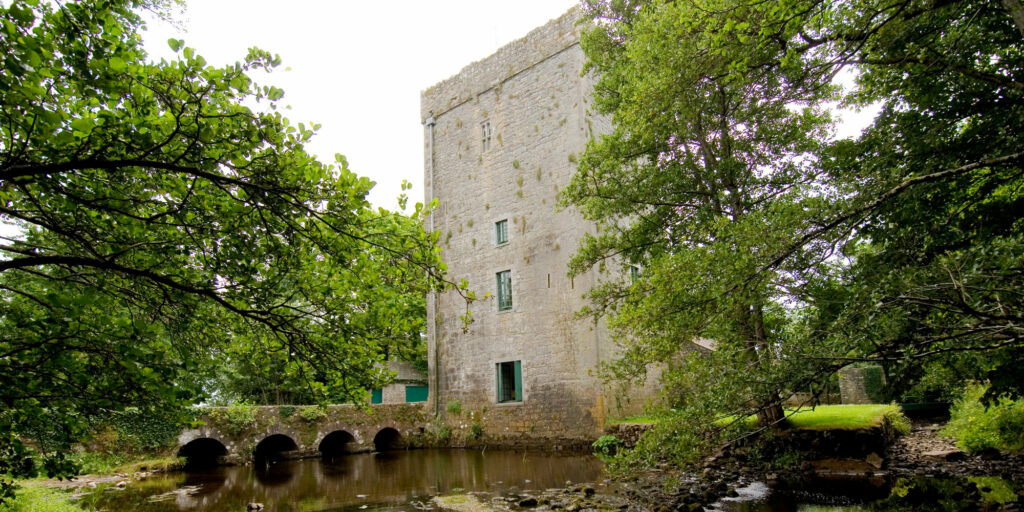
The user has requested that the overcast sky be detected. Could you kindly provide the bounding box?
[141,0,581,211]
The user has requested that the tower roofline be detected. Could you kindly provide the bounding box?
[420,7,582,122]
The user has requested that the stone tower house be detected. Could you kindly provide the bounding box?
[420,9,651,444]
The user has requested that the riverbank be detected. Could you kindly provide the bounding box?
[591,418,1024,511]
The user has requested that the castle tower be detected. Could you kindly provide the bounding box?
[421,9,643,444]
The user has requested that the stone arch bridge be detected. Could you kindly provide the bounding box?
[176,403,429,466]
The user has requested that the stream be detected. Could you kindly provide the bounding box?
[72,449,1020,511]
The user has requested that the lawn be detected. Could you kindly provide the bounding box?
[786,404,905,431]
[610,404,909,432]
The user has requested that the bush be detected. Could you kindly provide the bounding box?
[592,435,623,457]
[942,384,1024,454]
[468,421,483,440]
[446,401,462,416]
[208,402,257,436]
[297,406,327,422]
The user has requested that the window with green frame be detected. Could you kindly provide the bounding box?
[496,360,522,403]
[630,265,640,284]
[370,389,382,404]
[495,219,508,245]
[496,270,512,310]
[404,385,428,403]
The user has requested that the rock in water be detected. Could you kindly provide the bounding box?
[247,503,264,511]
[922,449,966,462]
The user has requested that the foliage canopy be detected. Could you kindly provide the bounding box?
[0,0,444,493]
[570,0,1023,466]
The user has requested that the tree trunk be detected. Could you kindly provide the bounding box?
[751,303,787,428]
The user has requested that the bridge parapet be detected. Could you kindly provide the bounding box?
[176,403,430,465]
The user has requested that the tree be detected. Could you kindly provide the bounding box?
[0,0,445,493]
[565,0,837,431]
[570,0,1023,466]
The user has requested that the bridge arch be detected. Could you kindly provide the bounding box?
[373,427,403,452]
[319,430,356,458]
[254,433,298,464]
[177,437,228,469]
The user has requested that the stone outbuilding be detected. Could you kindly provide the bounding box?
[370,360,429,405]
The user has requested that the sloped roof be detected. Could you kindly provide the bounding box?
[380,360,427,383]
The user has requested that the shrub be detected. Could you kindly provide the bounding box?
[883,404,912,435]
[298,406,327,422]
[592,435,623,457]
[468,421,483,440]
[279,405,296,420]
[446,401,462,416]
[942,384,1024,454]
[208,402,257,436]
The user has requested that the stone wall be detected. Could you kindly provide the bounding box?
[839,366,887,404]
[421,8,659,446]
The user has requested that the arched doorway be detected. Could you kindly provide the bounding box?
[253,434,297,465]
[177,438,227,469]
[319,430,356,459]
[373,427,403,452]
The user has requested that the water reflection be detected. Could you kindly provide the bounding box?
[80,449,605,512]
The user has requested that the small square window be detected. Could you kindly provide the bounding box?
[495,219,508,245]
[481,121,492,151]
[496,360,522,403]
[496,270,512,311]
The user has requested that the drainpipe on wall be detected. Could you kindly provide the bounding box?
[424,113,439,417]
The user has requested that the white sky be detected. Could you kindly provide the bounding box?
[141,0,581,211]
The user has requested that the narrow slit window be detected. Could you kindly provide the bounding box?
[496,360,522,403]
[481,121,492,151]
[495,219,508,245]
[496,270,512,311]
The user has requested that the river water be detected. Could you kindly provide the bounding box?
[73,449,1020,511]
[77,449,605,512]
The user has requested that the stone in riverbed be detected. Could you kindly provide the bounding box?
[921,449,965,462]
[518,497,538,507]
[865,452,884,469]
[433,494,489,512]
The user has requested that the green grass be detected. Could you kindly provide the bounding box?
[607,415,659,425]
[68,452,183,476]
[786,404,904,430]
[0,484,90,512]
[615,404,909,432]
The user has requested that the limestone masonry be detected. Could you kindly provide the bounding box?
[421,8,656,445]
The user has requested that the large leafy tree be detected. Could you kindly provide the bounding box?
[570,0,1023,466]
[0,0,444,491]
[565,0,838,431]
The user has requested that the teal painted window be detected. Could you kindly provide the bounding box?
[630,265,640,284]
[496,270,512,311]
[495,219,508,245]
[405,385,429,403]
[496,360,522,403]
[371,389,382,404]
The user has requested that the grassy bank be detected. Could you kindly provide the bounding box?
[70,453,185,476]
[613,404,909,432]
[0,484,89,512]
